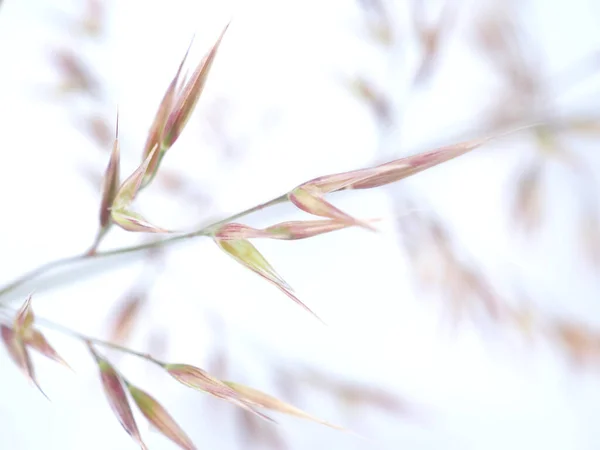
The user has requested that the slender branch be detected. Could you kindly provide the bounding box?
[206,193,289,226]
[0,120,540,303]
[0,119,540,304]
[86,225,111,256]
[0,255,85,299]
[42,317,159,362]
[0,308,160,362]
[0,193,289,301]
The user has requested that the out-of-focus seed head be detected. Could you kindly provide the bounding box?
[512,163,543,233]
[108,294,145,345]
[580,212,600,268]
[346,76,392,125]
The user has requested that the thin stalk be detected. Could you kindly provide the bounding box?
[41,317,158,362]
[0,255,86,299]
[0,309,160,363]
[0,193,289,301]
[86,224,111,256]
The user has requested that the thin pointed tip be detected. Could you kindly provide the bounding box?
[219,19,233,38]
[307,307,327,326]
[186,34,196,50]
[35,382,50,401]
[356,219,378,233]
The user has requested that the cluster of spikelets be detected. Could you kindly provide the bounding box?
[0,21,506,450]
[1,294,343,449]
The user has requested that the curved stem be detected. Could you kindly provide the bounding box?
[0,255,85,298]
[0,193,289,301]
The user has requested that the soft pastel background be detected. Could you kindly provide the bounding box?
[1,0,600,449]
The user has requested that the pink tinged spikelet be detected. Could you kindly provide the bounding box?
[1,325,23,369]
[213,223,273,240]
[263,219,361,240]
[349,137,490,190]
[126,384,196,450]
[111,210,171,233]
[141,40,193,187]
[165,363,240,397]
[113,148,155,209]
[25,329,71,370]
[215,219,369,241]
[213,237,323,322]
[111,148,170,233]
[288,136,488,200]
[223,381,344,430]
[1,325,48,399]
[164,363,275,422]
[139,22,229,188]
[14,293,34,332]
[99,116,121,229]
[162,23,230,150]
[296,167,377,194]
[288,187,377,232]
[12,294,71,370]
[87,343,147,450]
[287,138,489,227]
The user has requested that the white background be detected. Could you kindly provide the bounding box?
[0,0,599,449]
